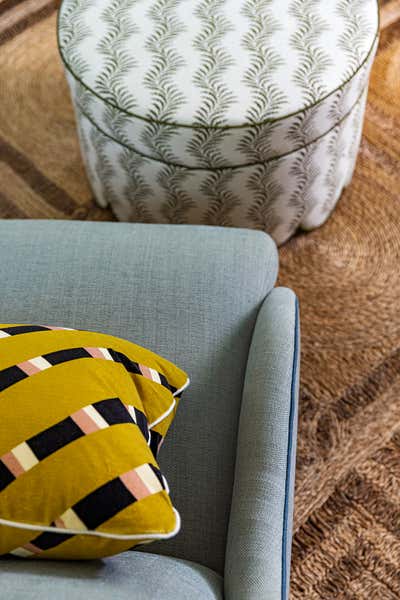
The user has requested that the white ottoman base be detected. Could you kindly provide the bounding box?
[76,89,368,246]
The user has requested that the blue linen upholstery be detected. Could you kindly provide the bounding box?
[0,553,223,600]
[225,287,299,600]
[0,220,299,599]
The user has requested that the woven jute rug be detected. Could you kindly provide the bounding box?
[1,1,400,597]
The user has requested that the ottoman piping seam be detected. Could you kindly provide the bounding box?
[77,85,368,172]
[57,0,379,132]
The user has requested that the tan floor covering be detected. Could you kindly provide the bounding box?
[0,1,399,596]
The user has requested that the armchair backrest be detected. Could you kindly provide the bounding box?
[0,220,278,573]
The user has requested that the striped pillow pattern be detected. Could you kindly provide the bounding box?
[0,324,189,559]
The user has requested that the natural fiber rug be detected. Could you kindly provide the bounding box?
[1,1,400,597]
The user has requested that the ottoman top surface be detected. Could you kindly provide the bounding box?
[58,0,378,129]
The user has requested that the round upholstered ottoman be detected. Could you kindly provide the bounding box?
[58,0,379,245]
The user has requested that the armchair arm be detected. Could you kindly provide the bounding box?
[225,287,300,600]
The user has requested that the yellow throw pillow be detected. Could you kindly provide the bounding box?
[0,324,189,560]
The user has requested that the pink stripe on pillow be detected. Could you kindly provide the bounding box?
[23,542,42,554]
[120,469,151,500]
[17,360,41,375]
[54,517,67,529]
[138,364,152,380]
[84,347,106,359]
[70,409,100,434]
[1,451,25,477]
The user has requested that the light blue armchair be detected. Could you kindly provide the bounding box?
[0,220,299,600]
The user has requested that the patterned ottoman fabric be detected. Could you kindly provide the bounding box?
[58,0,379,245]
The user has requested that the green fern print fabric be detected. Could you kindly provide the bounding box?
[58,0,379,245]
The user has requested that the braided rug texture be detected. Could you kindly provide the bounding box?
[0,1,399,597]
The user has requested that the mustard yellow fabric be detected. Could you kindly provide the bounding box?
[0,324,189,559]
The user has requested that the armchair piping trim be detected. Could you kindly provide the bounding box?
[281,297,299,600]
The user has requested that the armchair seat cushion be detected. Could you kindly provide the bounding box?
[0,552,223,600]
